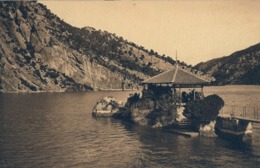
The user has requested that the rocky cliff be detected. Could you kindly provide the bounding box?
[0,1,186,92]
[195,43,260,85]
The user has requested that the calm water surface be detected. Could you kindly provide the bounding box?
[0,86,259,168]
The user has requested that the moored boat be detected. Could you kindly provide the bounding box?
[215,116,253,142]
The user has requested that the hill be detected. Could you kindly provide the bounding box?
[0,1,173,92]
[195,43,260,85]
[0,1,210,92]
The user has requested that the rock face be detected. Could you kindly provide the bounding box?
[0,2,120,92]
[195,43,260,85]
[1,1,193,92]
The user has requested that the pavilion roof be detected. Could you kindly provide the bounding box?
[142,65,212,85]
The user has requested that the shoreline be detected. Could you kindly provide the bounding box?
[0,89,139,94]
[1,84,260,94]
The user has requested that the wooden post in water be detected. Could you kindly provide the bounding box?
[201,85,204,98]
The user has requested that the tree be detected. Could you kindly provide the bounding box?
[183,94,224,125]
[150,49,155,55]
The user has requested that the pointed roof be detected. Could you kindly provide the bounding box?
[142,66,211,85]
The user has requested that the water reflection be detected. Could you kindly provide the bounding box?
[0,87,259,167]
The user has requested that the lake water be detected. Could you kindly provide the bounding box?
[0,85,259,168]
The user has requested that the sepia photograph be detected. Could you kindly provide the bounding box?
[0,0,260,167]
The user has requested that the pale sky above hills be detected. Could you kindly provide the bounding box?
[40,0,260,65]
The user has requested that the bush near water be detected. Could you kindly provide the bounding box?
[183,94,224,126]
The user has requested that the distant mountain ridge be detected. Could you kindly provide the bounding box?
[195,43,260,85]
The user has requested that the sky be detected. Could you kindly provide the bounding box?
[40,0,260,65]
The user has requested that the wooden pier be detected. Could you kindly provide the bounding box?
[168,130,199,137]
[221,105,260,123]
[232,116,260,123]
